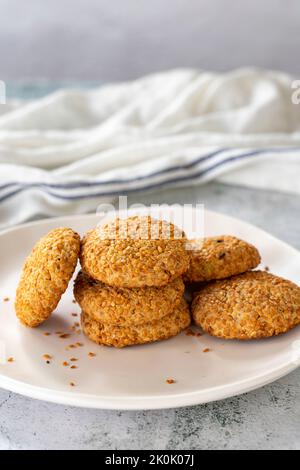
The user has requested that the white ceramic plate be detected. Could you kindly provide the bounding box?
[0,208,300,410]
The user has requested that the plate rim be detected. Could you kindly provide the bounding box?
[1,209,300,410]
[0,355,298,410]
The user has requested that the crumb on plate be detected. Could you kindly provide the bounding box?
[185,328,196,336]
[43,354,52,360]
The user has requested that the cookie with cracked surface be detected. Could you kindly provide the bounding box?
[81,299,191,348]
[80,216,190,287]
[192,271,300,339]
[15,228,80,327]
[185,236,260,282]
[74,271,185,326]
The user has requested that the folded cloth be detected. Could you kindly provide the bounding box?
[0,68,300,228]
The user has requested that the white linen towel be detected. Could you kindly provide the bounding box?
[0,68,300,228]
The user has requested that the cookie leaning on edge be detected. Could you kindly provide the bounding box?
[80,216,190,287]
[15,228,80,327]
[81,298,191,348]
[74,271,185,326]
[185,235,261,282]
[192,271,300,339]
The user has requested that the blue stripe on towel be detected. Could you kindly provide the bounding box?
[0,148,229,192]
[0,146,299,203]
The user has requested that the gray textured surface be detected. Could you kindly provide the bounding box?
[0,0,300,80]
[1,182,300,450]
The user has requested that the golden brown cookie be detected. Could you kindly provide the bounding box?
[185,235,260,282]
[192,271,300,339]
[80,216,190,287]
[81,299,191,347]
[74,271,184,326]
[15,228,80,327]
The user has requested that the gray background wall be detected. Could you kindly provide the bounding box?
[0,0,299,80]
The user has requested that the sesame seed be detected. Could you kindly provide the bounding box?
[43,354,52,360]
[166,379,175,384]
[185,328,196,336]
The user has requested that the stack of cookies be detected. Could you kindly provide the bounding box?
[74,216,191,347]
[14,225,300,344]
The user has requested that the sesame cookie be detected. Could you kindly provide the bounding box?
[15,228,80,327]
[185,236,260,282]
[80,216,190,287]
[192,271,300,339]
[81,299,191,348]
[74,271,184,326]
